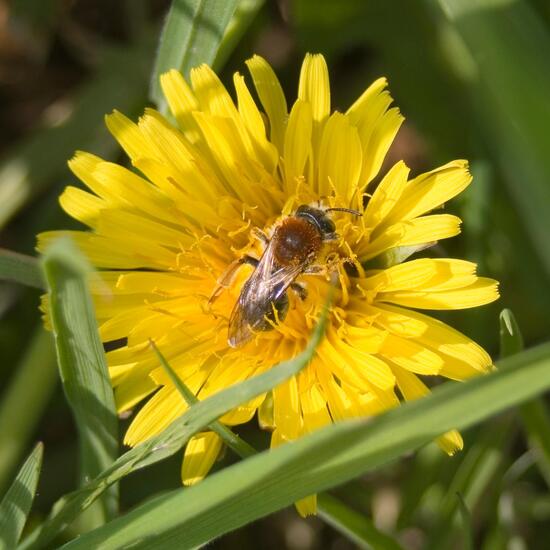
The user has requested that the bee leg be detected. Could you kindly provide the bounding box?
[303,264,326,276]
[251,227,270,247]
[290,282,308,300]
[208,254,258,305]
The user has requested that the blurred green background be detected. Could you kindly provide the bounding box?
[1,0,549,548]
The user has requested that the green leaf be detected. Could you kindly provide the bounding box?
[429,0,550,277]
[150,0,238,112]
[60,341,550,550]
[0,328,56,495]
[0,249,43,289]
[19,298,329,550]
[501,309,550,487]
[499,309,524,358]
[41,238,118,527]
[456,493,474,550]
[0,443,43,550]
[151,340,257,459]
[318,493,403,550]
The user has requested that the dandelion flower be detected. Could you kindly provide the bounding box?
[38,54,499,516]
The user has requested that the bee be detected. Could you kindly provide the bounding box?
[211,204,360,348]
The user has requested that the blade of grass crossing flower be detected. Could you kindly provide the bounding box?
[153,333,398,549]
[0,249,43,289]
[41,237,118,527]
[317,493,403,550]
[0,328,56,495]
[0,443,43,550]
[60,342,550,550]
[500,309,550,487]
[150,340,256,459]
[19,296,331,550]
[150,0,238,113]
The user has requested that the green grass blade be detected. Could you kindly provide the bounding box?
[429,0,550,277]
[0,328,56,495]
[456,492,474,550]
[151,340,257,459]
[19,299,329,550]
[501,309,550,487]
[41,238,118,526]
[0,443,43,550]
[499,309,524,358]
[150,0,238,112]
[212,0,265,71]
[318,493,403,550]
[0,249,43,289]
[60,342,550,550]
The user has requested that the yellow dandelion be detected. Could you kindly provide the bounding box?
[38,54,499,517]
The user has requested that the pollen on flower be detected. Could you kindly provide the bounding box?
[39,52,499,516]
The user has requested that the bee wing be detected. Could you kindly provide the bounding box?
[227,242,303,347]
[227,299,254,347]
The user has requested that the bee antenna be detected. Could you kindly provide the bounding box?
[325,207,362,217]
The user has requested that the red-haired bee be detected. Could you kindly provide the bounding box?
[212,204,360,348]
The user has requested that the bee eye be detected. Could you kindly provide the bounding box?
[320,218,336,234]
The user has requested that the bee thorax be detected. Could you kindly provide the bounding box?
[272,217,322,265]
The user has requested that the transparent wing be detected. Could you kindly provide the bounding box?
[227,242,303,347]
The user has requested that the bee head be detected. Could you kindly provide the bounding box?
[295,205,337,240]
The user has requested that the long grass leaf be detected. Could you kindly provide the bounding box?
[60,342,550,549]
[0,249,43,289]
[41,238,118,526]
[501,309,550,487]
[429,0,550,277]
[0,329,56,495]
[0,443,43,550]
[318,493,403,550]
[19,298,329,550]
[150,0,238,111]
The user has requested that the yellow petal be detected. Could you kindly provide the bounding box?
[299,378,331,434]
[295,494,317,517]
[317,112,362,201]
[363,215,462,261]
[365,258,479,292]
[360,107,403,188]
[234,72,279,174]
[59,186,104,227]
[159,69,200,142]
[105,110,157,162]
[245,55,288,153]
[383,160,472,224]
[379,277,499,310]
[437,430,463,455]
[273,376,303,440]
[346,78,403,187]
[181,432,223,485]
[115,376,157,413]
[284,100,313,193]
[381,334,444,375]
[298,53,330,127]
[363,160,410,228]
[124,386,185,445]
[372,303,492,372]
[258,393,275,430]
